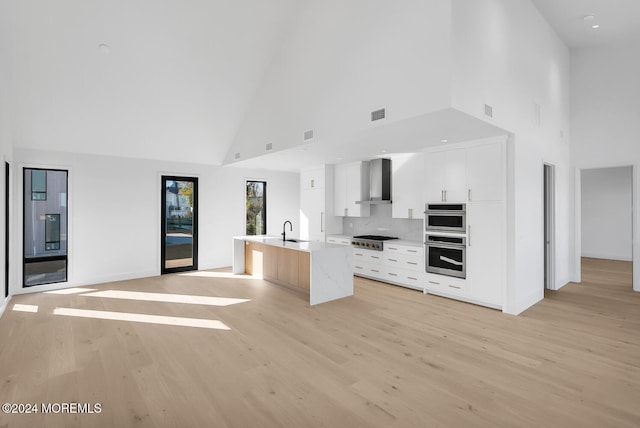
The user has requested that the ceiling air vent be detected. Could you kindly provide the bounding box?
[371,108,386,122]
[303,129,314,141]
[234,152,240,160]
[265,143,273,151]
[484,104,493,118]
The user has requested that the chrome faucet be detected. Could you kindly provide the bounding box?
[282,220,292,242]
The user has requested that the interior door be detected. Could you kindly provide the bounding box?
[161,176,198,274]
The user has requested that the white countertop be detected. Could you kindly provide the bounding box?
[234,235,346,253]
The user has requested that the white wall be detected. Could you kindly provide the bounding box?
[0,5,13,314]
[227,0,452,164]
[451,0,572,314]
[571,43,640,290]
[581,167,632,261]
[11,149,299,295]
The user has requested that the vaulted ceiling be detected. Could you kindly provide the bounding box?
[1,0,300,165]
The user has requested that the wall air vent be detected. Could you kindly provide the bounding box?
[371,108,386,122]
[484,104,493,118]
[265,143,273,151]
[303,129,314,141]
[234,152,240,160]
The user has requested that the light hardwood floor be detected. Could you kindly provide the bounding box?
[0,258,638,427]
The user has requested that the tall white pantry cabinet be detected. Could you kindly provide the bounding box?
[299,166,341,242]
[423,136,507,310]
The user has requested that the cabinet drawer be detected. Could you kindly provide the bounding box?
[354,262,386,280]
[384,253,422,272]
[327,237,351,246]
[353,249,384,263]
[385,244,423,257]
[424,276,466,296]
[384,268,423,289]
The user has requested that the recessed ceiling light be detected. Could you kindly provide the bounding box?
[583,14,595,22]
[441,139,448,143]
[591,24,600,29]
[381,150,387,153]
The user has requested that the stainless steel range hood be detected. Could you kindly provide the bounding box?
[356,158,392,205]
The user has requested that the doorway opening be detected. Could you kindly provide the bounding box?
[161,176,198,274]
[580,166,633,288]
[544,163,556,290]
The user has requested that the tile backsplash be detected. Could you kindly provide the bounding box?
[342,204,423,241]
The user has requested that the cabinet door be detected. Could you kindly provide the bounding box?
[301,167,324,190]
[466,203,504,307]
[392,153,424,219]
[346,162,369,217]
[308,188,324,240]
[443,148,467,202]
[334,165,348,216]
[467,142,503,202]
[424,150,447,202]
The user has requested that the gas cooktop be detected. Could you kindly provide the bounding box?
[353,235,399,241]
[351,235,399,251]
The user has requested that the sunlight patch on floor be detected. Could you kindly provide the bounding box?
[80,290,250,306]
[53,307,231,330]
[13,304,38,313]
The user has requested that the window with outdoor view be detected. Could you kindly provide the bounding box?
[246,181,266,235]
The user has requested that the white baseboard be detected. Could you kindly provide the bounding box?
[581,252,632,262]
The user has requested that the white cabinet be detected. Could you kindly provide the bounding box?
[353,242,424,290]
[301,168,325,190]
[392,153,424,219]
[334,162,370,217]
[467,143,504,202]
[300,166,341,242]
[423,148,467,203]
[466,202,504,306]
[326,236,351,246]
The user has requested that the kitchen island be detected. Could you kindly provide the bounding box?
[233,236,354,305]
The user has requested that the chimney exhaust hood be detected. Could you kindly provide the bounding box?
[356,158,392,205]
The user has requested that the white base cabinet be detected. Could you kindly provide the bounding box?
[353,242,423,291]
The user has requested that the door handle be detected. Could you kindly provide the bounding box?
[468,188,471,201]
[468,225,471,247]
[320,212,324,232]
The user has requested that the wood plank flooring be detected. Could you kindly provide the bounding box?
[0,258,638,427]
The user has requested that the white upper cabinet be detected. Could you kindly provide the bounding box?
[466,142,504,202]
[392,153,424,219]
[424,148,467,202]
[334,161,370,217]
[424,138,505,203]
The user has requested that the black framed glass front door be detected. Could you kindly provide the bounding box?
[161,176,198,274]
[23,168,68,287]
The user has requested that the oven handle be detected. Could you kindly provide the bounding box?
[425,242,466,250]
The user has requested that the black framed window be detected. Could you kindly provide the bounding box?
[246,181,266,235]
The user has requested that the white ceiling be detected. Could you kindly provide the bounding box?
[531,0,640,49]
[2,0,299,165]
